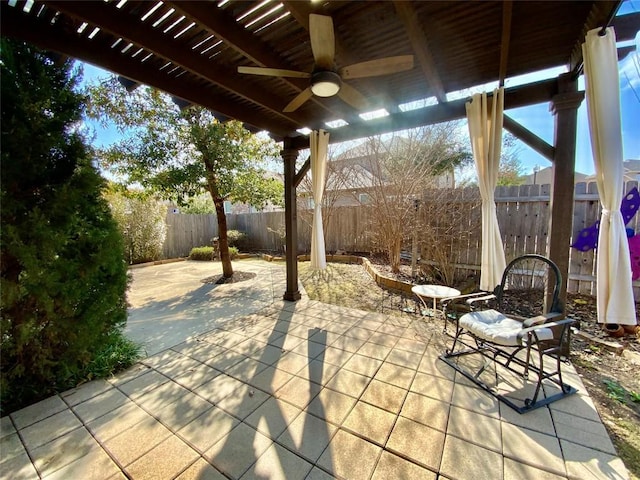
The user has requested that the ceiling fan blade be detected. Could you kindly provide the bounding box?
[339,55,415,79]
[238,66,310,78]
[309,14,335,69]
[283,87,313,112]
[337,83,370,111]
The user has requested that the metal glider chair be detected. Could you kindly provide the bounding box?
[439,254,577,413]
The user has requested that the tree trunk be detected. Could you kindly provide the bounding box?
[212,196,233,278]
[389,238,402,273]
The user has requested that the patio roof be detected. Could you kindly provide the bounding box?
[1,1,636,147]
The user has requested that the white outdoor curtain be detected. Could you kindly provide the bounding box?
[466,88,507,291]
[583,27,636,325]
[310,129,330,270]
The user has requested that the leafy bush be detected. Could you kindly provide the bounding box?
[106,189,167,264]
[190,245,239,261]
[225,230,246,248]
[0,39,131,414]
[190,246,215,260]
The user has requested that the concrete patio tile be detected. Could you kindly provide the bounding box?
[450,381,500,418]
[394,337,427,355]
[500,402,555,436]
[205,348,247,372]
[195,373,246,405]
[134,380,192,413]
[357,341,392,360]
[275,375,319,410]
[504,458,569,480]
[225,356,270,383]
[176,458,225,480]
[367,332,400,348]
[117,369,170,399]
[548,391,602,423]
[375,362,416,389]
[177,406,238,454]
[29,427,98,478]
[440,434,503,480]
[386,348,422,369]
[446,405,502,452]
[325,369,371,399]
[289,336,328,359]
[296,358,340,386]
[0,415,16,439]
[551,409,616,455]
[1,450,40,480]
[205,422,273,480]
[274,351,311,375]
[343,354,382,377]
[61,379,113,406]
[180,342,226,365]
[560,439,628,480]
[502,423,566,476]
[126,436,198,480]
[276,411,337,463]
[72,388,130,423]
[321,345,355,367]
[172,363,221,390]
[1,432,26,463]
[245,396,302,440]
[342,401,396,445]
[244,344,287,366]
[216,383,270,421]
[361,379,407,414]
[305,467,334,480]
[410,372,455,404]
[154,392,214,431]
[201,330,247,350]
[306,388,357,426]
[330,335,367,353]
[418,354,456,381]
[371,451,437,480]
[344,326,374,341]
[42,444,121,480]
[102,415,172,466]
[308,330,343,347]
[317,429,382,480]
[358,318,384,331]
[400,392,450,433]
[86,402,151,442]
[141,349,186,369]
[155,356,202,377]
[386,417,445,471]
[10,395,67,429]
[245,365,294,394]
[20,409,82,450]
[241,442,314,480]
[110,365,157,386]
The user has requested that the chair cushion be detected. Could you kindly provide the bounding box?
[460,309,554,346]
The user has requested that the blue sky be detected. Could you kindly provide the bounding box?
[80,3,640,177]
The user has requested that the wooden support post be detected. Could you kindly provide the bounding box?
[282,142,302,301]
[548,74,584,310]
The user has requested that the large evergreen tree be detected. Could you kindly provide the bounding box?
[0,39,130,413]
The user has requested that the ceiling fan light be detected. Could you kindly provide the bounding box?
[311,71,342,97]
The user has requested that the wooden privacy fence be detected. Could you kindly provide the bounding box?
[162,181,640,296]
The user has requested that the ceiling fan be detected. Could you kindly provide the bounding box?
[238,14,414,113]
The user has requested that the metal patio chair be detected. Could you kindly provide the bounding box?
[439,254,577,413]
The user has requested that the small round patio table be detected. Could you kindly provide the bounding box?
[411,284,461,318]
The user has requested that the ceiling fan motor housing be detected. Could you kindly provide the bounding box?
[310,70,342,97]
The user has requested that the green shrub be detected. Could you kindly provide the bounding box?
[189,246,239,261]
[0,40,130,414]
[226,230,246,248]
[190,246,215,260]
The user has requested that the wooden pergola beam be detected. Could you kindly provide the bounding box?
[169,1,346,124]
[498,1,513,87]
[1,5,293,137]
[394,1,447,104]
[289,78,559,150]
[503,115,555,161]
[45,1,316,128]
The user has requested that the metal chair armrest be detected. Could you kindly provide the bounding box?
[517,318,575,346]
[522,312,564,328]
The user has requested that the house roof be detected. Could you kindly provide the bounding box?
[2,1,636,149]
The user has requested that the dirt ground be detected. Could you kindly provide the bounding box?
[298,261,640,479]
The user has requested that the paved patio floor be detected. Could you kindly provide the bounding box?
[0,260,630,480]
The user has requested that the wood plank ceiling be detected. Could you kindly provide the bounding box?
[2,0,636,147]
